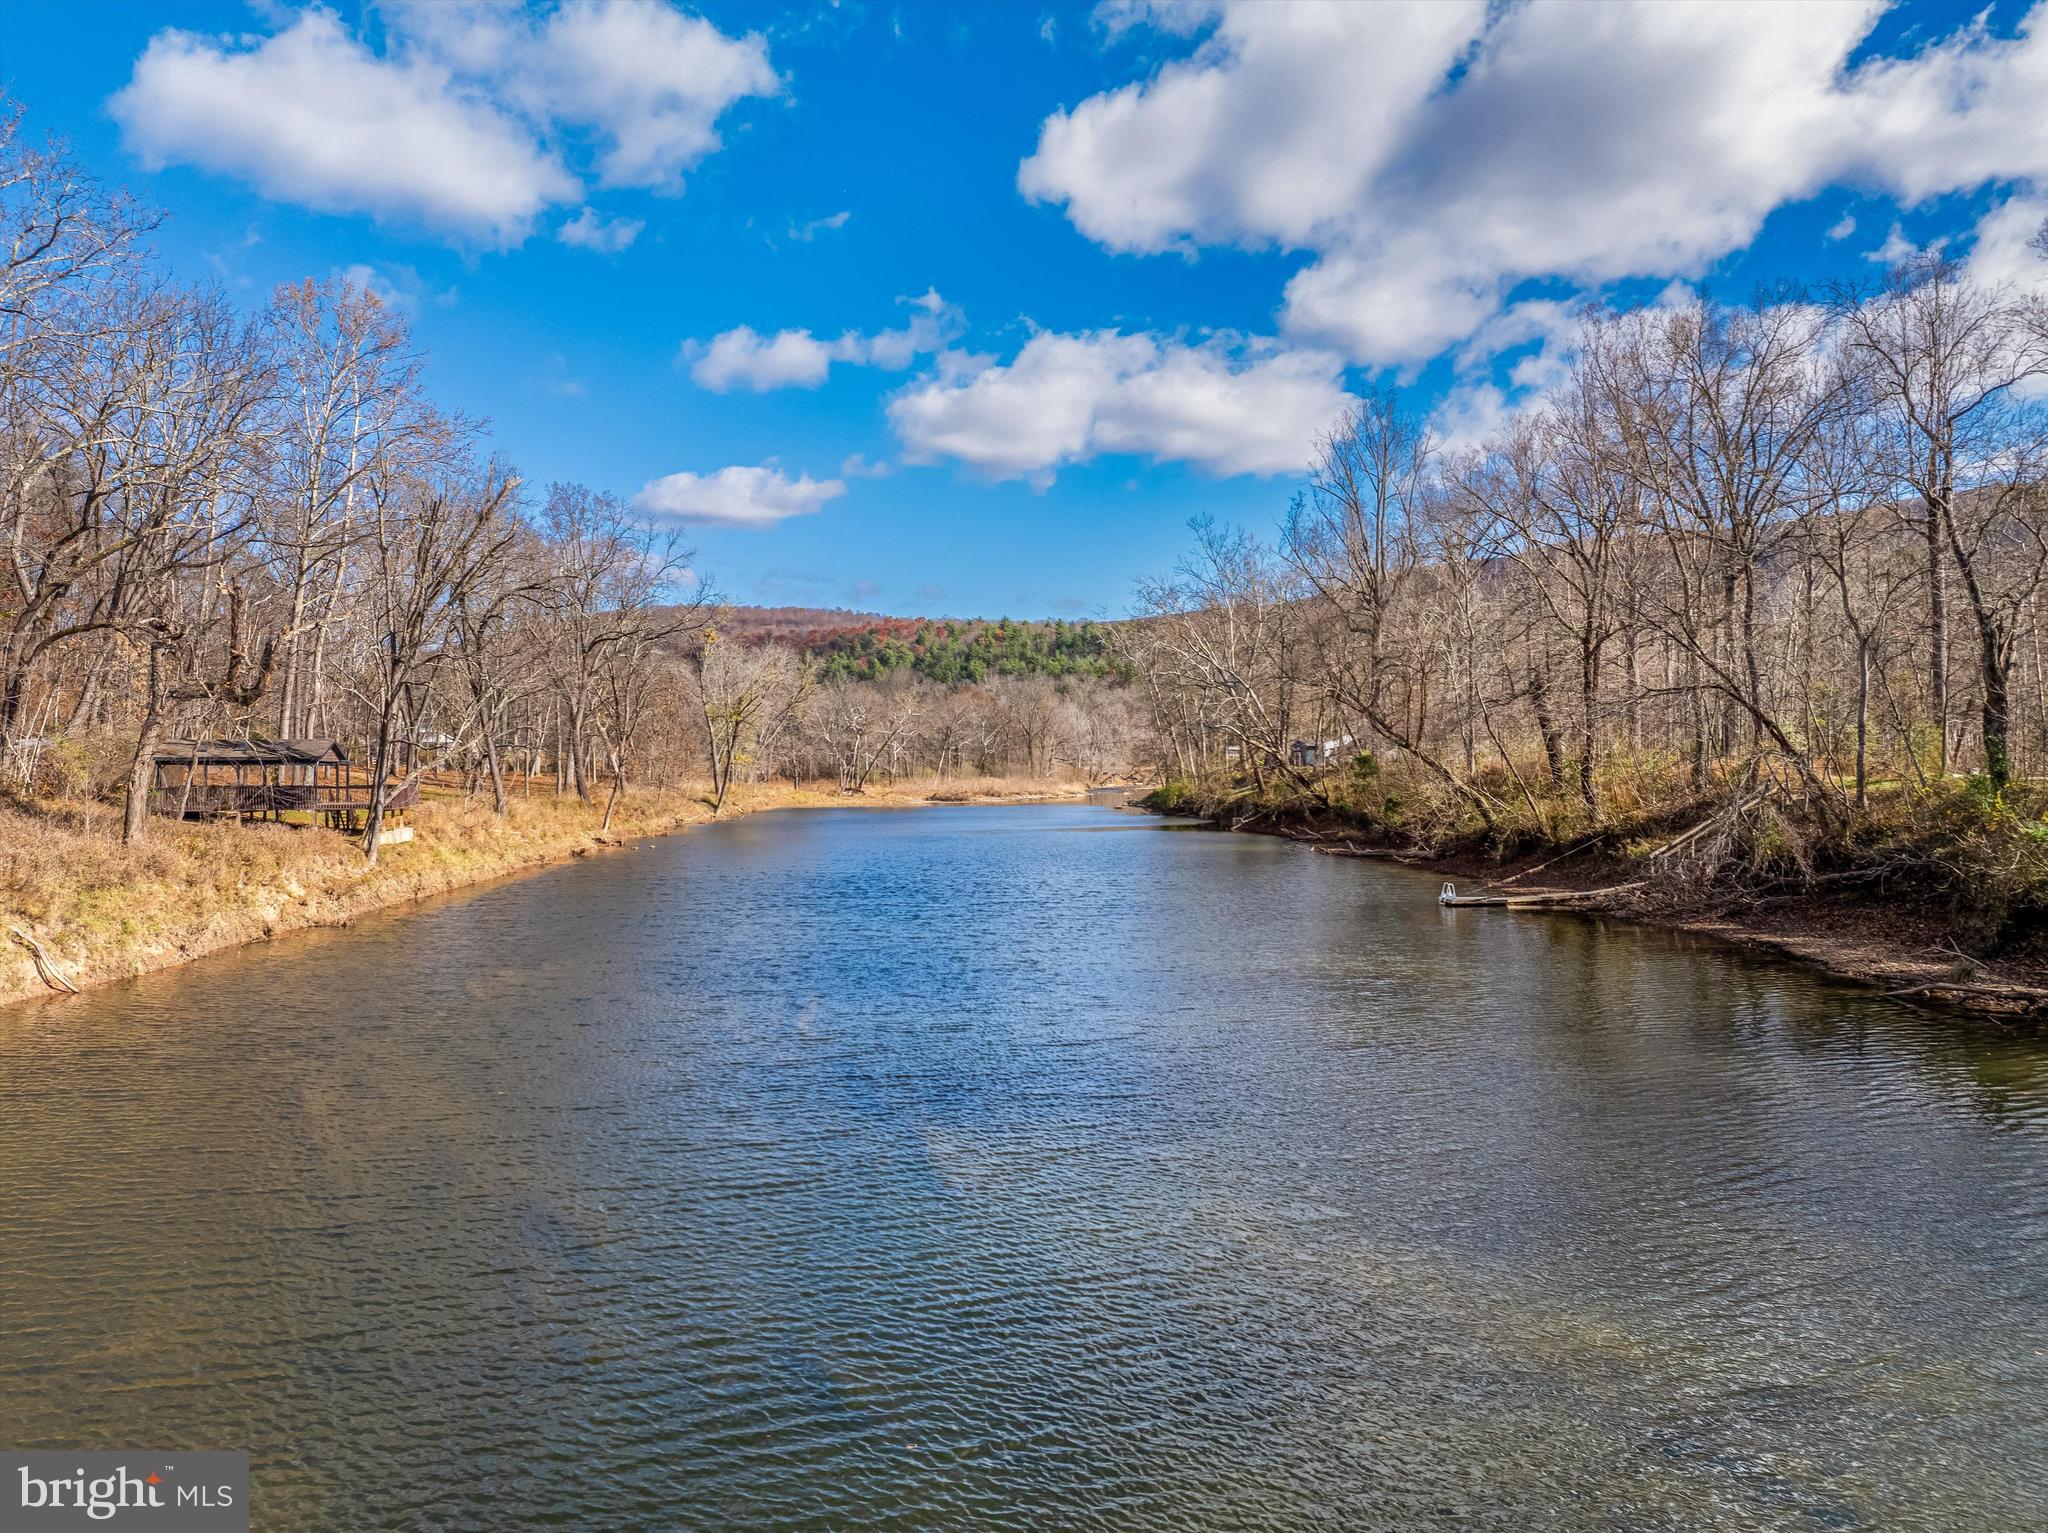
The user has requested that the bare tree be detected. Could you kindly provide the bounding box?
[1601,299,1845,812]
[356,463,520,862]
[1834,258,2048,775]
[810,678,923,794]
[537,483,702,801]
[689,631,808,813]
[261,275,438,738]
[1287,393,1497,823]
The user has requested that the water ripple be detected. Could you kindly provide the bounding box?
[2,804,2045,1531]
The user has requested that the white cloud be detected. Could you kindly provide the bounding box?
[505,1,778,192]
[1024,1,1482,256]
[888,330,1354,485]
[1967,191,2048,292]
[1430,298,1585,451]
[1096,2,1232,46]
[1827,213,1858,241]
[110,2,778,244]
[789,209,851,242]
[333,261,453,317]
[1282,240,1500,371]
[839,453,892,479]
[111,11,576,245]
[683,291,964,391]
[684,325,851,391]
[557,208,644,252]
[1021,1,2048,365]
[1867,223,1935,267]
[632,465,846,528]
[863,295,958,369]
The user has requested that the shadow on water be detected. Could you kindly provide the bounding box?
[2,802,2044,1531]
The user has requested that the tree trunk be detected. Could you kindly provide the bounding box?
[1623,631,1642,750]
[483,727,508,817]
[1577,642,1602,819]
[1855,636,1871,808]
[1981,619,2013,791]
[122,649,165,846]
[601,749,624,832]
[1530,664,1566,791]
[1928,469,1950,776]
[361,700,400,865]
[567,695,593,801]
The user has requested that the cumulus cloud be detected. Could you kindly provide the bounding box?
[684,326,849,391]
[632,465,846,528]
[887,330,1354,485]
[1966,192,2048,292]
[557,208,644,252]
[110,2,777,245]
[683,291,963,391]
[1429,298,1586,451]
[110,11,575,245]
[521,1,776,190]
[1021,1,2048,365]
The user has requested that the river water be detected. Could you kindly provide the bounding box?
[2,802,2045,1530]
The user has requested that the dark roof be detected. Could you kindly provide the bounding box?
[152,737,348,766]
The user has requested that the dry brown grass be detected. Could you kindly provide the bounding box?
[906,774,1089,804]
[0,774,1085,1009]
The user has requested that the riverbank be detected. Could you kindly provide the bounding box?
[1150,786,2048,1025]
[0,776,1086,1010]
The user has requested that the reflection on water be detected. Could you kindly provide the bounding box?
[2,803,2045,1531]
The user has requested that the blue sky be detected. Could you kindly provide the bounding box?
[3,0,2044,618]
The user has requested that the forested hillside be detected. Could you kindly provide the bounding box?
[799,618,1128,684]
[713,608,1126,683]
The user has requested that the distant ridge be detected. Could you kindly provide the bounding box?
[700,605,1127,684]
[710,605,919,642]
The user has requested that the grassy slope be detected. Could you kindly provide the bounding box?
[0,775,1082,1010]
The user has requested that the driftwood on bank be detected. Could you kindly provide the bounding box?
[1881,978,2048,1018]
[1495,834,1604,885]
[1644,788,1770,861]
[9,926,79,994]
[1438,880,1646,908]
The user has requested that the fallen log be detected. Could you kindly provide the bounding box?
[1883,978,2048,1007]
[1496,834,1603,885]
[9,926,79,995]
[1643,786,1771,863]
[1439,880,1645,909]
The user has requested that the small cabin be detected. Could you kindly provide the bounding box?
[1289,734,1357,768]
[149,738,417,830]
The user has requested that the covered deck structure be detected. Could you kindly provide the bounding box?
[148,738,417,831]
